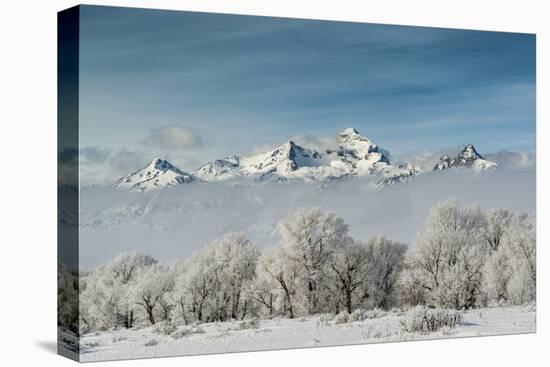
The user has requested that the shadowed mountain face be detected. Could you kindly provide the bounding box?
[433,144,497,171]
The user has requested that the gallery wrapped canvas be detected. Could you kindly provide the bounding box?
[58,5,536,362]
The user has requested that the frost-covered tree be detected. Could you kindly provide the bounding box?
[402,202,536,309]
[435,244,486,309]
[278,208,349,315]
[252,266,278,317]
[365,236,407,309]
[479,210,515,305]
[179,246,218,322]
[58,263,79,333]
[481,211,536,305]
[80,252,157,330]
[257,247,300,318]
[401,200,486,309]
[168,260,191,324]
[480,209,514,253]
[481,248,510,304]
[329,239,370,313]
[503,214,536,304]
[133,263,174,325]
[396,264,426,307]
[172,233,259,323]
[212,233,260,320]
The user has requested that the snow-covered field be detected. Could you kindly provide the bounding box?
[71,305,535,362]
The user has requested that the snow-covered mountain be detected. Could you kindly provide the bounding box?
[114,158,203,191]
[196,141,330,182]
[241,141,326,179]
[433,144,498,171]
[332,128,418,178]
[113,131,499,191]
[194,128,419,184]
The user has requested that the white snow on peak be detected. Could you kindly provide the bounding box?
[195,156,241,181]
[195,141,333,182]
[337,127,378,159]
[242,141,325,178]
[114,158,203,191]
[145,158,183,173]
[460,144,478,160]
[333,128,418,182]
[433,144,497,172]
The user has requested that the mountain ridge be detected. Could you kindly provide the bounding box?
[114,129,497,191]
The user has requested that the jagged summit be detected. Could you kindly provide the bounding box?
[333,128,402,179]
[240,140,325,178]
[433,144,497,171]
[457,144,483,161]
[146,158,184,174]
[114,158,202,191]
[336,127,378,158]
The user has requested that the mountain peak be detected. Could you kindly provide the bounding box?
[282,140,298,150]
[146,158,182,173]
[433,144,497,171]
[459,144,482,160]
[244,141,324,177]
[115,158,201,191]
[336,127,378,159]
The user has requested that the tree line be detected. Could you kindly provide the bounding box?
[58,199,535,334]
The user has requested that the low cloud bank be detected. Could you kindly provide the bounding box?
[77,167,535,268]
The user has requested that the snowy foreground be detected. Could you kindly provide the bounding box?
[73,305,535,362]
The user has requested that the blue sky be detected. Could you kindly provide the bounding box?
[78,5,535,183]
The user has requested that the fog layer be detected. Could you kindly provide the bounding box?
[79,169,535,268]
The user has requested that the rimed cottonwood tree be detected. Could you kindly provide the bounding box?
[80,252,157,330]
[278,208,349,315]
[133,263,174,325]
[170,233,259,323]
[400,200,486,309]
[329,239,370,313]
[365,236,407,309]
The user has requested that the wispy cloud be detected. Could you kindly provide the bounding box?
[142,126,206,151]
[484,151,535,171]
[80,146,111,164]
